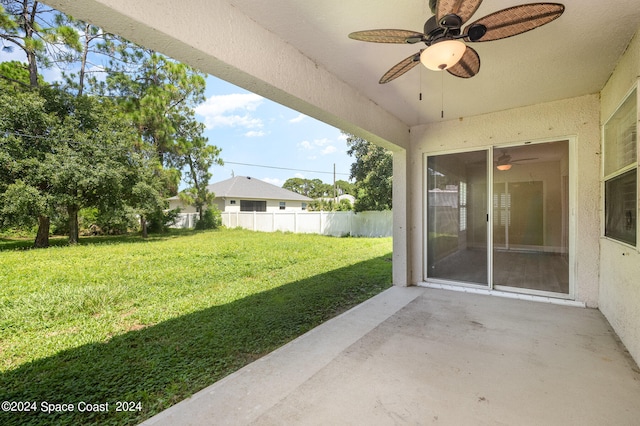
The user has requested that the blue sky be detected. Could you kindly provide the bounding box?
[195,77,353,187]
[1,30,353,189]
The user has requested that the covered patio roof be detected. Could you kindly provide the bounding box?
[44,0,640,146]
[38,2,640,422]
[44,0,640,297]
[141,287,640,425]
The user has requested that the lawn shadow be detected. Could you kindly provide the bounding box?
[0,229,204,252]
[0,254,392,426]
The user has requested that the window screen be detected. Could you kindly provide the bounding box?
[603,87,637,246]
[605,169,637,246]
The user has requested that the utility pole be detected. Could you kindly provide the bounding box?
[333,163,337,201]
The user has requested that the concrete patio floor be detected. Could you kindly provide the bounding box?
[141,287,640,425]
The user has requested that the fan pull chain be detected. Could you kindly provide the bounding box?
[441,71,444,119]
[419,66,423,101]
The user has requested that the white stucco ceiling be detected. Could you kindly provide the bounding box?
[43,0,640,133]
[226,0,640,126]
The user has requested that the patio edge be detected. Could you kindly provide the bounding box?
[140,285,425,425]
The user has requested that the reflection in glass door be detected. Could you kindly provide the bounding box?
[492,141,569,294]
[426,140,570,296]
[427,150,488,286]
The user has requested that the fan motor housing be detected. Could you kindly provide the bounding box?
[424,15,462,45]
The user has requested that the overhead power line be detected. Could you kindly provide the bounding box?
[223,161,350,177]
[1,132,352,177]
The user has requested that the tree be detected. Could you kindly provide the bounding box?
[1,4,216,243]
[0,1,81,87]
[176,121,223,223]
[54,14,111,96]
[337,198,353,211]
[0,90,57,246]
[283,177,333,198]
[46,16,133,240]
[130,176,167,239]
[345,133,393,212]
[0,60,43,90]
[282,177,308,196]
[0,0,81,247]
[335,179,355,196]
[104,48,207,168]
[0,88,142,245]
[42,90,141,243]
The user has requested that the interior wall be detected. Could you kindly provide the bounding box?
[409,94,601,307]
[599,28,640,365]
[493,157,567,252]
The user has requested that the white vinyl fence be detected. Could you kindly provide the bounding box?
[174,213,198,229]
[174,211,392,237]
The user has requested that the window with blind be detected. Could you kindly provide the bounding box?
[240,200,267,212]
[604,87,638,246]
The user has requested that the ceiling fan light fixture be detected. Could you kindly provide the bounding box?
[420,39,466,71]
[496,164,512,171]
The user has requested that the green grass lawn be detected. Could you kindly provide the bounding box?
[0,228,392,425]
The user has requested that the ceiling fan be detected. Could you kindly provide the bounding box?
[348,0,565,83]
[495,150,538,170]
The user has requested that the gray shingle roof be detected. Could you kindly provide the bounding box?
[171,176,312,202]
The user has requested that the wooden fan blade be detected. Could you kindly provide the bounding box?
[464,3,564,42]
[437,0,484,25]
[511,157,539,163]
[348,29,424,44]
[379,52,422,84]
[447,46,480,78]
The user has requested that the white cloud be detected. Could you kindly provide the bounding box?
[298,138,334,151]
[298,138,338,156]
[195,93,264,130]
[294,173,305,179]
[337,133,348,141]
[41,67,63,84]
[85,64,107,83]
[322,145,337,155]
[313,138,331,147]
[214,115,263,129]
[289,113,305,123]
[1,46,27,63]
[298,140,313,150]
[245,130,266,138]
[262,177,283,186]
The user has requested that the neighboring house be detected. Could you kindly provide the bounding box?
[168,176,312,213]
[48,0,640,368]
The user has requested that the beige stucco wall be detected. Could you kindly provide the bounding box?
[168,199,196,213]
[409,94,601,307]
[223,199,308,213]
[169,198,307,213]
[598,28,640,364]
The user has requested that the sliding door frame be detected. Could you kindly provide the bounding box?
[423,136,577,300]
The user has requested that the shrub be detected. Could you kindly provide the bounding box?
[147,208,181,233]
[94,207,138,235]
[195,206,221,230]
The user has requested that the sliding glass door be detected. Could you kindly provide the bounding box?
[427,150,488,286]
[426,140,570,296]
[492,141,569,294]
